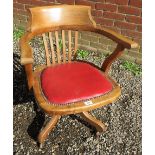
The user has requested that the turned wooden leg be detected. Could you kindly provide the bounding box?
[79,112,107,132]
[38,115,61,145]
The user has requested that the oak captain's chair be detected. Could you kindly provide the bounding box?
[20,5,139,146]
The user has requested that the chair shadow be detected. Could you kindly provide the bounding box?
[13,53,45,141]
[13,53,31,105]
[69,114,96,135]
[27,103,45,141]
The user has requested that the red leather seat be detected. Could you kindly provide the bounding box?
[41,62,113,105]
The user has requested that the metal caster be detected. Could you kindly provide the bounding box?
[37,142,44,149]
[95,132,101,139]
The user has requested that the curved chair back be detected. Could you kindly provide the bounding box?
[28,5,96,33]
[26,5,96,65]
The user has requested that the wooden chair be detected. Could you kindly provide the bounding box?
[20,5,138,146]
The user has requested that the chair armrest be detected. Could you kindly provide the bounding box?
[19,33,34,90]
[19,33,34,65]
[95,26,139,49]
[92,26,139,74]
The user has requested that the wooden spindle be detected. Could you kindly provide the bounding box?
[55,31,61,63]
[62,30,66,63]
[68,30,72,62]
[42,33,51,66]
[49,32,55,64]
[74,31,78,55]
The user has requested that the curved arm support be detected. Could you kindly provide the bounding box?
[20,33,34,65]
[94,26,139,49]
[93,26,139,74]
[24,64,34,90]
[101,44,125,74]
[20,33,34,90]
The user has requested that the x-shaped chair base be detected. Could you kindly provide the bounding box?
[38,112,107,147]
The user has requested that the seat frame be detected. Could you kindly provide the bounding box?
[19,5,138,146]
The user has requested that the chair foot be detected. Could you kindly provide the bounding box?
[79,112,107,133]
[95,128,107,138]
[39,143,44,149]
[38,115,61,145]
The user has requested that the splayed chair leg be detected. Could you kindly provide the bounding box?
[79,112,107,134]
[38,115,61,147]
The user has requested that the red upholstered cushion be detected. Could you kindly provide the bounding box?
[41,62,113,105]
